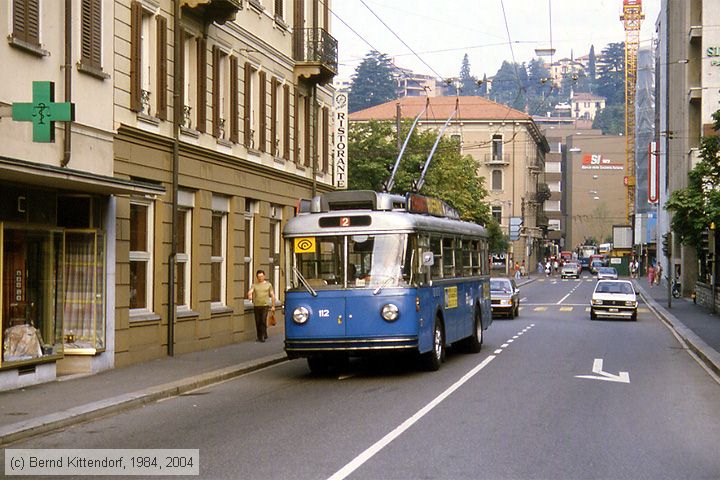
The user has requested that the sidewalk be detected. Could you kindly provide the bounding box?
[0,333,288,446]
[634,276,720,378]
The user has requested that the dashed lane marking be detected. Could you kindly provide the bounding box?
[533,306,548,311]
[327,324,536,480]
[559,306,573,312]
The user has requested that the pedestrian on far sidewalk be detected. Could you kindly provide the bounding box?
[647,263,655,288]
[655,263,663,286]
[514,262,521,279]
[248,269,276,342]
[520,260,526,277]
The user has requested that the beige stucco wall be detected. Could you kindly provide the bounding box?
[0,0,114,176]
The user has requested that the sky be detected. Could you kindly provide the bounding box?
[331,0,661,82]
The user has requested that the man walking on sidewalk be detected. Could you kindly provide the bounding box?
[248,270,276,342]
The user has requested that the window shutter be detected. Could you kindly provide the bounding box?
[212,45,221,137]
[322,106,329,173]
[129,1,143,112]
[81,0,103,68]
[177,28,185,125]
[304,95,311,167]
[275,0,283,19]
[196,37,207,133]
[26,0,40,45]
[230,56,239,143]
[293,87,300,164]
[12,0,27,42]
[80,0,93,64]
[243,62,252,147]
[293,0,304,58]
[270,77,278,157]
[90,0,102,67]
[156,15,168,121]
[258,71,267,153]
[323,0,329,30]
[283,84,290,160]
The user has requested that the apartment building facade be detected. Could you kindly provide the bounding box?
[565,134,627,249]
[349,96,550,269]
[656,0,718,304]
[113,0,337,366]
[0,0,164,390]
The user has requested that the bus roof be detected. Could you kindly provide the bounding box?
[285,190,486,238]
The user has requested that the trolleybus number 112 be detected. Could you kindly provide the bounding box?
[318,309,330,317]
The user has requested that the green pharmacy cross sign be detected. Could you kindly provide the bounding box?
[12,81,75,142]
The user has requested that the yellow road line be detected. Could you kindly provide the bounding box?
[533,306,548,312]
[559,306,573,312]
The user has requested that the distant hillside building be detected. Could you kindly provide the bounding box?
[350,96,550,269]
[571,93,606,120]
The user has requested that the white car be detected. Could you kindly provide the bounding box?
[590,280,638,321]
[596,266,618,280]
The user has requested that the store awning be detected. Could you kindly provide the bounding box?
[0,156,165,196]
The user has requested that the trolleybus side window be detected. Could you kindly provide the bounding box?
[442,237,455,278]
[430,236,443,279]
[463,240,474,277]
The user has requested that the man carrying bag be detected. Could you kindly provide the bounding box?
[247,269,276,342]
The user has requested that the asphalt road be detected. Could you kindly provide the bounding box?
[6,274,720,479]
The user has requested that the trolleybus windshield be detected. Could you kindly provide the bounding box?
[289,233,411,290]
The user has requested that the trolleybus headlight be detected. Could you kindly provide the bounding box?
[292,306,310,324]
[381,303,399,322]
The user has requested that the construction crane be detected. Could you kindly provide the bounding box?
[621,0,644,223]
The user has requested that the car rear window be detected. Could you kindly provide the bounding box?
[490,279,512,292]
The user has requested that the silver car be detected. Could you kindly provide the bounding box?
[491,278,520,318]
[561,262,580,279]
[596,266,618,280]
[590,280,638,321]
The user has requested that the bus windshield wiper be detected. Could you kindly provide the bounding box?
[373,277,395,295]
[293,267,317,297]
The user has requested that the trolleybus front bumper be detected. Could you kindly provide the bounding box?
[285,336,419,358]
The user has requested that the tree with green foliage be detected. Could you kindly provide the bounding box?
[595,42,625,106]
[349,51,397,113]
[588,45,597,80]
[490,61,527,111]
[348,120,491,228]
[459,54,480,96]
[592,104,625,135]
[665,110,720,257]
[486,220,509,254]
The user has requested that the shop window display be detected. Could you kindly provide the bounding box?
[63,231,105,353]
[2,228,64,365]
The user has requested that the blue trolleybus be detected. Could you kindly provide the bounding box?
[283,190,492,372]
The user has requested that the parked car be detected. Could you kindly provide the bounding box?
[590,280,638,321]
[590,260,604,274]
[490,278,520,318]
[596,266,618,280]
[561,262,580,279]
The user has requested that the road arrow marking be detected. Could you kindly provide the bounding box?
[575,358,630,383]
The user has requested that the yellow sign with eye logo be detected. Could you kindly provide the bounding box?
[444,286,458,309]
[294,237,316,253]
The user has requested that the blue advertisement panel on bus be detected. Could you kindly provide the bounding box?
[283,191,492,372]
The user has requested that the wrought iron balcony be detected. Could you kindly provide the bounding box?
[293,28,338,85]
[181,0,241,25]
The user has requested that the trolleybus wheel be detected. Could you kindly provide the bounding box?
[462,307,483,353]
[421,317,445,371]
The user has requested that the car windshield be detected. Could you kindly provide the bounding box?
[598,267,615,274]
[592,261,603,266]
[564,263,578,269]
[490,279,513,293]
[595,282,633,294]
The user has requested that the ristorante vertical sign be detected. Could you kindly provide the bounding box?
[333,92,348,189]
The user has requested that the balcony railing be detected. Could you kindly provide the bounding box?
[293,28,338,84]
[483,153,511,165]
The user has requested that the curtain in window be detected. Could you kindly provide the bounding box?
[63,232,95,347]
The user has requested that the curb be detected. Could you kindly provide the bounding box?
[0,352,289,446]
[635,282,720,379]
